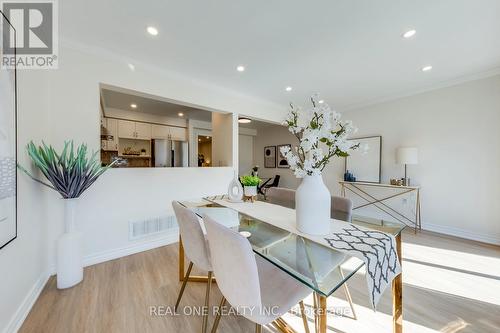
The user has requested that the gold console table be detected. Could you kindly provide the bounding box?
[340,181,421,231]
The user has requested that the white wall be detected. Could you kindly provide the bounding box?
[251,75,500,244]
[325,75,500,244]
[0,71,50,333]
[44,44,285,270]
[211,112,234,167]
[238,134,254,175]
[253,124,301,189]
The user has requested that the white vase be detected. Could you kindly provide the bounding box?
[295,174,331,235]
[244,186,257,197]
[228,172,243,202]
[56,198,83,289]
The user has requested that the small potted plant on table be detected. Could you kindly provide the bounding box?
[240,175,261,202]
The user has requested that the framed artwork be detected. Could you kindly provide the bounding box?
[345,136,381,183]
[264,146,276,168]
[0,10,18,250]
[277,144,291,168]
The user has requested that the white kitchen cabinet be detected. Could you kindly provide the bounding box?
[168,126,187,141]
[101,118,119,151]
[135,122,152,140]
[118,120,136,139]
[106,118,119,151]
[118,120,151,140]
[152,124,169,139]
[152,124,187,141]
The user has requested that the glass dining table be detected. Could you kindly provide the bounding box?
[177,198,406,333]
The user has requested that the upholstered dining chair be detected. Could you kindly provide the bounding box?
[203,214,312,333]
[265,187,357,319]
[331,196,353,222]
[171,201,213,333]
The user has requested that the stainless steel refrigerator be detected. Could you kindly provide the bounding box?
[153,139,188,167]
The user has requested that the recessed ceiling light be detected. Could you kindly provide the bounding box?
[236,65,245,72]
[147,26,159,36]
[178,112,184,117]
[238,117,252,124]
[422,65,433,72]
[402,29,416,39]
[285,86,292,92]
[130,103,137,108]
[198,138,201,142]
[206,136,210,139]
[128,63,135,71]
[318,100,324,104]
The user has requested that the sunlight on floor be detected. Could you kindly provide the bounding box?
[278,294,443,333]
[403,242,500,306]
[341,238,500,306]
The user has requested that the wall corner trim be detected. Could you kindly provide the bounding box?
[3,270,51,333]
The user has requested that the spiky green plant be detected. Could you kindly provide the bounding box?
[18,141,117,199]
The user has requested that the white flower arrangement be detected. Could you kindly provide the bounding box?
[281,95,359,178]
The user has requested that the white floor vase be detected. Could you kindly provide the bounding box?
[57,198,83,289]
[295,174,331,235]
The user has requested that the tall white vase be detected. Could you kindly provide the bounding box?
[295,174,331,235]
[57,198,83,289]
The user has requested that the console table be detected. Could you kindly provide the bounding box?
[339,181,421,231]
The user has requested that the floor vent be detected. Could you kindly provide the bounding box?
[129,215,178,240]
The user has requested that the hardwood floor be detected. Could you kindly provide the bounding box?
[20,230,500,333]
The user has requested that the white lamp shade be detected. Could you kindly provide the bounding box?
[396,147,418,165]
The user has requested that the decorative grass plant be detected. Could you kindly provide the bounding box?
[18,141,117,199]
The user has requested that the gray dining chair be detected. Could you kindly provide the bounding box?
[265,187,357,319]
[266,187,295,209]
[203,214,312,333]
[172,201,213,333]
[331,196,353,222]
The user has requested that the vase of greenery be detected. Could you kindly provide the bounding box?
[240,175,260,197]
[19,141,117,289]
[281,95,358,235]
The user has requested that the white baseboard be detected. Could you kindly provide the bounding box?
[48,229,179,275]
[83,230,179,268]
[423,223,500,245]
[3,270,50,333]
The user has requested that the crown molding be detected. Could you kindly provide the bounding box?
[341,67,500,112]
[60,36,500,115]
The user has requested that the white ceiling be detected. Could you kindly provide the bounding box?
[63,0,500,110]
[101,88,213,121]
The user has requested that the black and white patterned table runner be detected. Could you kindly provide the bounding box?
[324,224,401,308]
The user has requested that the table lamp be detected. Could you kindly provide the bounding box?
[396,147,418,186]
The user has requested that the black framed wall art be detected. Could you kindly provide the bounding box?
[0,10,17,249]
[264,146,276,168]
[277,144,291,168]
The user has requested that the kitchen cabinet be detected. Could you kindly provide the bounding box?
[102,118,118,151]
[152,124,169,139]
[169,126,187,141]
[135,122,152,140]
[152,124,187,141]
[118,120,136,139]
[118,120,151,140]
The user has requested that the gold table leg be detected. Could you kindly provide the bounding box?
[392,234,403,333]
[314,292,327,333]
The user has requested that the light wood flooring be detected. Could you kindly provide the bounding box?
[20,230,500,333]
